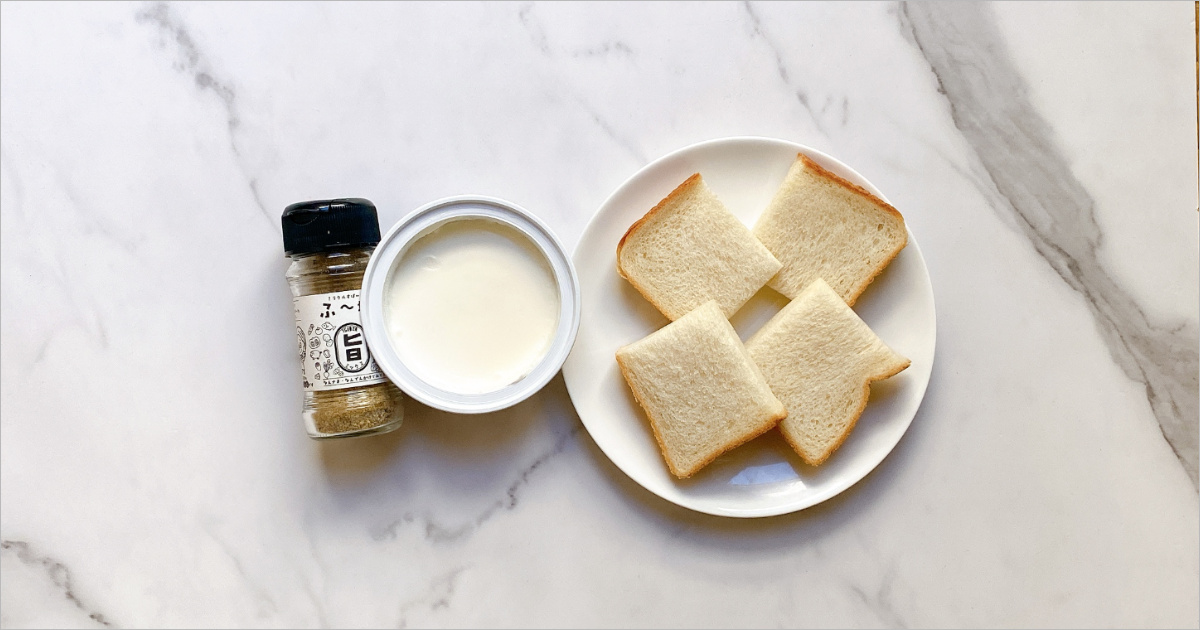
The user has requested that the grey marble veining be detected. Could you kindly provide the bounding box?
[136,1,270,221]
[516,4,649,164]
[0,541,113,628]
[742,1,847,136]
[371,418,581,545]
[900,2,1200,488]
[0,2,1195,627]
[848,566,907,629]
[200,520,280,618]
[397,566,468,629]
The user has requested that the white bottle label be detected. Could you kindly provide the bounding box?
[293,290,387,391]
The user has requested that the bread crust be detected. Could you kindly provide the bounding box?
[795,153,908,306]
[615,173,704,320]
[616,349,786,479]
[675,401,784,478]
[615,351,682,476]
[779,357,911,466]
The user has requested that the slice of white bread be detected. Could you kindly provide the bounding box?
[753,153,907,305]
[618,174,782,320]
[616,300,787,478]
[746,279,909,466]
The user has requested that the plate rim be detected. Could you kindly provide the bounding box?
[564,135,937,518]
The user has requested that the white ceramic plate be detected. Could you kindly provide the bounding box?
[562,137,936,517]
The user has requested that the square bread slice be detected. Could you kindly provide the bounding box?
[753,153,907,305]
[618,174,782,320]
[616,300,787,478]
[746,279,910,466]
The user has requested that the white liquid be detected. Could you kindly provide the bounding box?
[383,219,560,395]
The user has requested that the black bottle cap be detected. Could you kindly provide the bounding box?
[282,198,382,256]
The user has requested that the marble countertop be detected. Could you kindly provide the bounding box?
[2,2,1197,628]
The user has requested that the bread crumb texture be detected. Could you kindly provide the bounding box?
[746,279,909,466]
[754,154,906,305]
[618,174,781,320]
[616,301,786,478]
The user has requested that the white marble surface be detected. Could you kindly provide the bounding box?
[1,2,1197,628]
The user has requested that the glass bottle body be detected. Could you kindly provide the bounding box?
[286,247,403,439]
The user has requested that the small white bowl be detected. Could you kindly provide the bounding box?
[360,196,581,414]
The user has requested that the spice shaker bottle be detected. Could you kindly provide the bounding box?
[282,198,403,439]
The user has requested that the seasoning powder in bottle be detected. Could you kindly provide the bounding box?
[282,198,403,439]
